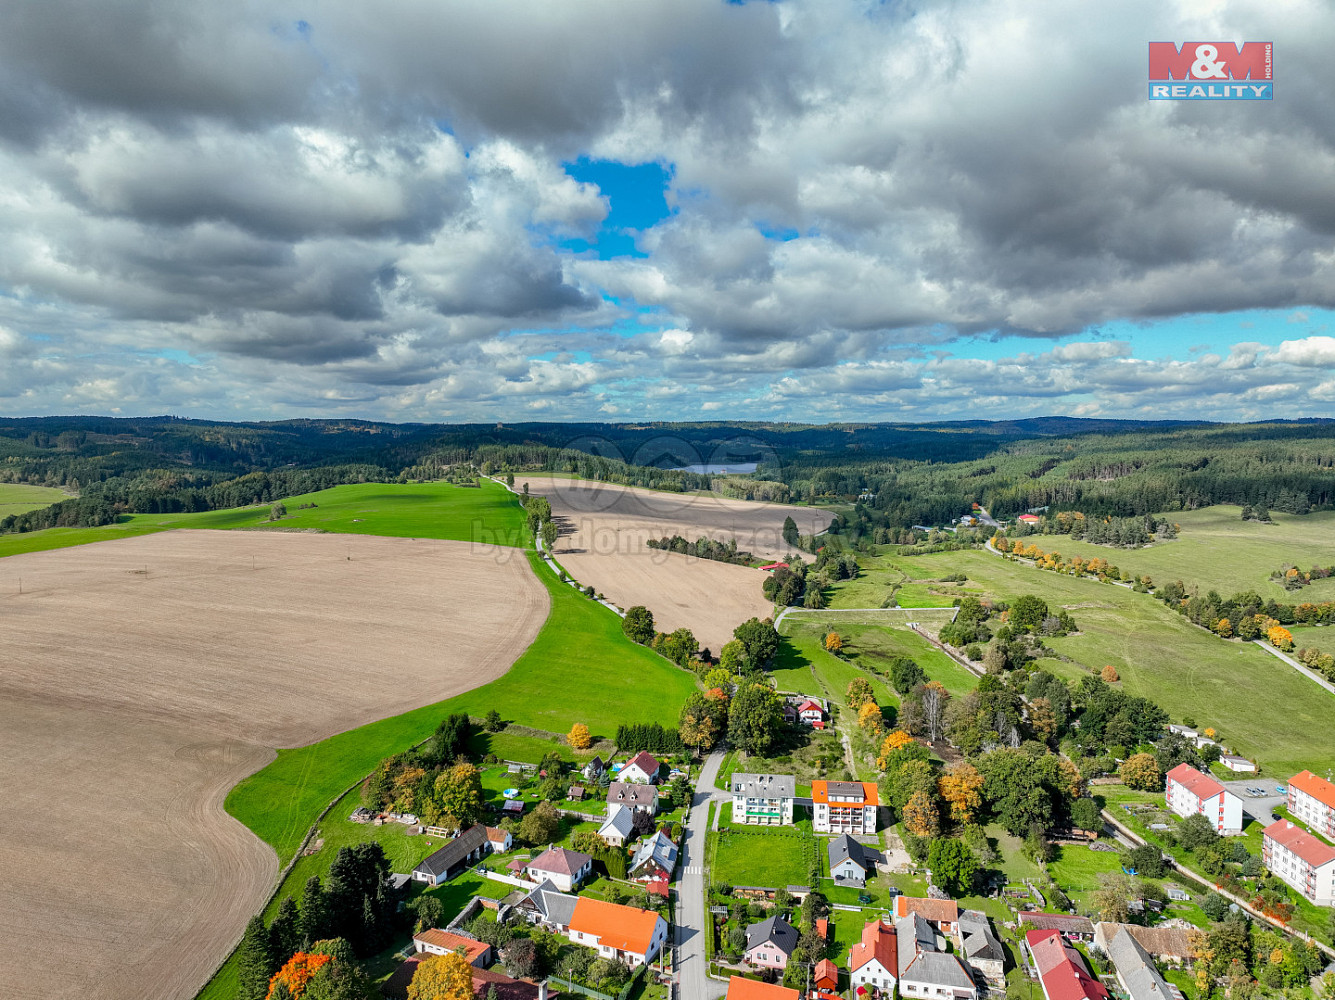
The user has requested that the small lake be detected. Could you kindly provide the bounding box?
[670,462,758,474]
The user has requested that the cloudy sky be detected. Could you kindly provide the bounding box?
[1,0,1333,423]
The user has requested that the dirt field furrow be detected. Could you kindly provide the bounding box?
[0,530,547,1000]
[517,477,833,651]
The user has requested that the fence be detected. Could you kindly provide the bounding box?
[549,963,647,1000]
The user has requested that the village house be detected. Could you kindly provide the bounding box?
[629,830,678,882]
[513,879,578,933]
[814,958,840,992]
[582,756,606,782]
[525,846,593,893]
[1027,929,1109,1000]
[412,825,490,886]
[829,834,880,887]
[1093,923,1194,967]
[1262,819,1335,905]
[598,803,635,847]
[619,751,661,785]
[1287,770,1335,839]
[848,918,897,994]
[893,896,959,935]
[1106,926,1179,1000]
[485,826,513,853]
[1219,754,1256,773]
[1017,912,1095,942]
[957,910,1005,989]
[606,781,658,815]
[812,780,879,835]
[1164,763,1243,834]
[725,977,799,1000]
[412,928,492,967]
[744,915,799,971]
[730,772,796,826]
[896,913,978,1000]
[566,896,668,967]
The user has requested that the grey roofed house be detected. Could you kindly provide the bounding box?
[1092,923,1194,965]
[598,803,635,842]
[958,910,1005,986]
[825,779,869,799]
[606,781,658,811]
[514,878,579,929]
[412,824,489,885]
[583,756,606,779]
[1108,926,1175,1000]
[746,915,799,957]
[731,773,796,797]
[828,834,880,880]
[897,914,978,997]
[630,830,679,878]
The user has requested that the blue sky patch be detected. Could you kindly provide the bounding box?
[561,158,674,259]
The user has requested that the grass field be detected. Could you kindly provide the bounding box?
[854,547,1335,777]
[0,479,530,559]
[711,825,815,889]
[0,482,67,519]
[228,549,697,861]
[1015,506,1335,603]
[834,623,979,697]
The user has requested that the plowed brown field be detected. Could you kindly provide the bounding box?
[0,530,546,1000]
[518,477,832,651]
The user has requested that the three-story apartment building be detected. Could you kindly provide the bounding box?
[730,773,796,826]
[812,779,878,835]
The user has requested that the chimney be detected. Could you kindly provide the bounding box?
[539,983,548,1000]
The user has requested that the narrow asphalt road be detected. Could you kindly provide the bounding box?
[675,749,729,1000]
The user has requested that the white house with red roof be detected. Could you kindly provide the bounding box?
[412,928,492,966]
[1263,819,1335,904]
[620,751,661,785]
[848,918,898,993]
[1165,763,1242,833]
[1287,770,1335,840]
[1026,929,1110,1000]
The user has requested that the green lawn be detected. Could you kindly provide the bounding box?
[0,479,530,559]
[835,623,978,697]
[1046,840,1127,906]
[1017,505,1335,603]
[0,482,68,519]
[228,550,697,862]
[777,624,900,711]
[870,548,1335,777]
[711,826,815,890]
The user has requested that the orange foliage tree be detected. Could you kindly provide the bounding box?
[1100,664,1119,683]
[825,631,843,653]
[858,700,883,734]
[902,790,940,837]
[408,952,474,1000]
[268,952,332,999]
[936,762,984,825]
[1267,625,1294,651]
[567,723,592,750]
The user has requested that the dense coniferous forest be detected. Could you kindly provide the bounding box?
[2,414,1335,535]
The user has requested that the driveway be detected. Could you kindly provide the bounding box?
[1220,778,1287,826]
[675,749,729,1000]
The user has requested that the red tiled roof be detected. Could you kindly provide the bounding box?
[1264,819,1335,867]
[471,967,550,1000]
[626,751,660,775]
[849,919,896,974]
[1027,929,1109,1000]
[815,918,829,940]
[814,958,839,987]
[528,847,592,877]
[811,780,879,806]
[726,977,800,1000]
[1290,770,1335,810]
[413,929,490,965]
[1166,763,1226,801]
[893,896,959,924]
[646,878,670,897]
[569,897,663,957]
[797,700,823,713]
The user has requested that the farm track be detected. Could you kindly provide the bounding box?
[0,530,547,1000]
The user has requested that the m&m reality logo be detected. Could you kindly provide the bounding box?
[1148,42,1272,100]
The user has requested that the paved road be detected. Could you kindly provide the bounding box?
[675,749,729,1000]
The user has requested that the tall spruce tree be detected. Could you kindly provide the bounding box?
[236,915,278,1000]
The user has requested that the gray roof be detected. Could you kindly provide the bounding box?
[413,824,488,878]
[607,781,658,806]
[746,915,799,957]
[896,914,975,990]
[825,780,868,799]
[599,803,635,836]
[731,773,796,798]
[828,834,872,872]
[519,878,578,927]
[1108,926,1173,1000]
[959,911,1004,964]
[528,846,592,877]
[630,831,678,876]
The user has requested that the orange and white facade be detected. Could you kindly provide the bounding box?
[812,780,879,835]
[1287,771,1335,840]
[1263,820,1335,905]
[566,896,668,967]
[1165,763,1242,834]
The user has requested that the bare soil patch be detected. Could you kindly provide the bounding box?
[0,530,547,1000]
[519,477,832,650]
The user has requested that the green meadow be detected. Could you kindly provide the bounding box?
[0,478,530,559]
[0,483,68,519]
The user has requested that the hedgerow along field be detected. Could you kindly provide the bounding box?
[0,482,67,519]
[0,478,530,559]
[1006,505,1335,604]
[840,546,1335,777]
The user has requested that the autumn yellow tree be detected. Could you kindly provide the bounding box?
[268,952,332,999]
[567,723,592,750]
[902,789,940,837]
[1212,617,1233,638]
[936,763,984,825]
[1100,664,1119,683]
[846,678,875,711]
[1267,625,1294,651]
[408,952,474,1000]
[1120,753,1161,791]
[858,700,883,734]
[825,631,843,653]
[1203,727,1216,740]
